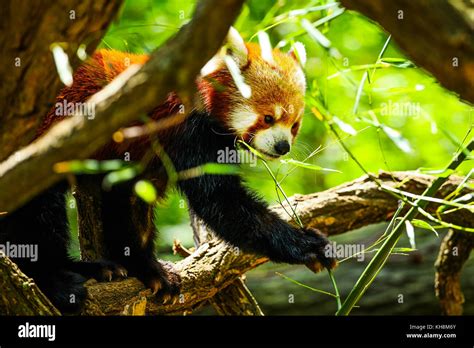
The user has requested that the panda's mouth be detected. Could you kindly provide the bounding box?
[242,139,281,160]
[258,150,280,159]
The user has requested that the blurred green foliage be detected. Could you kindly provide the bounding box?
[97,0,472,249]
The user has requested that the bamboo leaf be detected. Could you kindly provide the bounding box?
[200,163,240,175]
[103,167,140,190]
[301,18,331,48]
[411,219,439,237]
[178,163,240,180]
[380,58,415,68]
[134,180,157,204]
[54,159,129,174]
[333,116,357,135]
[276,272,336,298]
[336,138,474,316]
[381,125,413,153]
[405,220,416,249]
[280,159,341,173]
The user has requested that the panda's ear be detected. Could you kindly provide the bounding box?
[288,42,306,67]
[225,27,249,67]
[201,27,248,76]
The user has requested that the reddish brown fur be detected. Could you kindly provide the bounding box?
[39,50,183,161]
[197,42,305,142]
[40,43,304,159]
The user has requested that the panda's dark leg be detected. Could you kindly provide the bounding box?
[100,181,180,298]
[0,181,87,313]
[61,175,129,282]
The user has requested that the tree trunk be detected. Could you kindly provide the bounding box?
[340,0,474,103]
[0,0,124,161]
[0,0,245,215]
[435,230,474,315]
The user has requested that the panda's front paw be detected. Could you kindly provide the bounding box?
[96,259,128,281]
[301,227,338,273]
[69,259,128,282]
[139,259,181,303]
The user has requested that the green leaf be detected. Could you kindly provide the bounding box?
[103,167,140,190]
[411,219,439,237]
[453,193,473,203]
[381,125,412,153]
[405,220,416,249]
[418,168,455,179]
[178,163,240,181]
[368,247,416,254]
[276,272,336,298]
[237,140,267,160]
[134,180,157,204]
[332,116,357,135]
[380,58,415,68]
[392,247,416,253]
[55,159,129,174]
[67,160,99,173]
[280,158,341,173]
[200,163,240,175]
[301,18,331,48]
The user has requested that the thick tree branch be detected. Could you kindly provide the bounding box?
[0,0,123,161]
[209,277,265,316]
[435,230,474,315]
[0,0,245,214]
[340,0,474,103]
[0,253,60,315]
[77,171,473,315]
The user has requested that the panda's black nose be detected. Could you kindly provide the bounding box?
[274,140,290,155]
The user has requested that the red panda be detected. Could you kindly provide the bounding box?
[0,28,336,313]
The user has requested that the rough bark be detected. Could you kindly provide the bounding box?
[0,0,245,215]
[435,230,474,315]
[0,253,60,315]
[209,278,264,316]
[75,171,473,315]
[340,0,474,103]
[82,239,267,315]
[72,176,107,261]
[0,0,123,161]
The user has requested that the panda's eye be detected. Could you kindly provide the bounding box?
[292,122,299,130]
[264,115,274,125]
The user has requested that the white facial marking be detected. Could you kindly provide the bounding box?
[229,105,259,134]
[253,124,293,157]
